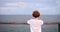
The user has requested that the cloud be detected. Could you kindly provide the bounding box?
[56,0,60,7]
[38,7,56,10]
[27,3,40,8]
[18,2,27,9]
[4,1,59,11]
[5,2,28,9]
[0,7,17,12]
[5,2,18,6]
[18,2,40,9]
[1,2,56,10]
[0,7,18,15]
[0,1,59,15]
[5,2,41,9]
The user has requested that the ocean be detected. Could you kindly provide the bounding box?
[0,15,60,32]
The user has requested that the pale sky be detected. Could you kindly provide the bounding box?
[0,0,60,15]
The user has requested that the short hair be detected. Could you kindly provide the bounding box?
[32,10,40,18]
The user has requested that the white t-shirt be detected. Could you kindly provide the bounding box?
[27,19,43,32]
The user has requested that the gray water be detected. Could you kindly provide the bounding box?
[0,15,60,32]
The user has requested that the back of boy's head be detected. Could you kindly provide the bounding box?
[32,10,40,18]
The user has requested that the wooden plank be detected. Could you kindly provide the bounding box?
[0,22,60,24]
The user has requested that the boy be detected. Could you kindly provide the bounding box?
[27,10,43,32]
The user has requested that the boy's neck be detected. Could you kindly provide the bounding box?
[33,17,39,20]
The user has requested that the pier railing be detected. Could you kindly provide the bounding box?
[0,22,60,32]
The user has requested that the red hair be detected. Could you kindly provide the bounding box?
[32,10,40,18]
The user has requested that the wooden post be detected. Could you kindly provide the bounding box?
[58,24,60,32]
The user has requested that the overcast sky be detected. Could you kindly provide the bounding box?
[0,0,60,15]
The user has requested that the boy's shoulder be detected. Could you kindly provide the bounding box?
[38,19,43,21]
[28,19,34,21]
[28,19,43,22]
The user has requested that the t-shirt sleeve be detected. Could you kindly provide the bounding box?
[27,20,30,24]
[41,20,43,25]
[39,20,43,25]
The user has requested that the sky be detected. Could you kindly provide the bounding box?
[0,0,60,15]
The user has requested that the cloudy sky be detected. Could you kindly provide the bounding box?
[0,0,60,15]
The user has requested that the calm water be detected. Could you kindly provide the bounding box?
[0,15,60,32]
